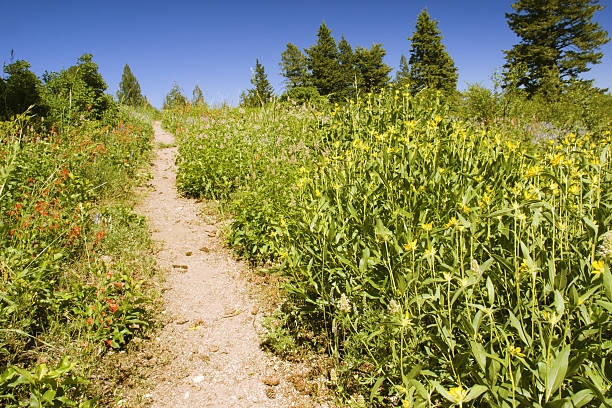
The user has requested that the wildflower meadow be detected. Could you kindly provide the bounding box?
[166,89,612,407]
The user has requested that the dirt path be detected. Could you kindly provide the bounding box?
[129,122,316,407]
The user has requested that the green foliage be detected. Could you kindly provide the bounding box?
[307,22,343,99]
[461,77,612,133]
[42,54,114,123]
[163,81,187,109]
[0,107,156,405]
[354,44,392,94]
[116,64,144,106]
[395,54,411,88]
[192,84,204,104]
[337,36,357,100]
[0,356,91,407]
[407,9,458,94]
[171,90,612,406]
[240,59,274,107]
[462,83,499,123]
[282,24,391,103]
[0,60,43,120]
[282,86,323,105]
[280,43,310,89]
[504,0,610,94]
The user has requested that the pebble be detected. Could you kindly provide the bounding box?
[262,375,280,386]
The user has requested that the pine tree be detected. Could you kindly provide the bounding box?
[251,59,274,104]
[242,59,274,107]
[504,0,609,94]
[338,35,356,99]
[192,84,204,104]
[306,22,343,98]
[280,43,310,88]
[117,64,144,105]
[354,44,392,94]
[163,82,186,109]
[395,54,411,88]
[407,9,458,94]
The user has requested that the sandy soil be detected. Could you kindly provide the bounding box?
[126,122,321,407]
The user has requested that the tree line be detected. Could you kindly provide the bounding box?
[1,0,608,115]
[0,54,155,124]
[241,0,608,106]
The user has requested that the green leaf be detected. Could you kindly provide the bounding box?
[603,263,612,302]
[408,379,430,401]
[369,376,385,402]
[470,341,487,372]
[29,395,41,408]
[508,310,532,347]
[464,384,488,402]
[568,389,594,407]
[432,380,458,404]
[553,290,565,318]
[546,346,570,402]
[486,277,495,306]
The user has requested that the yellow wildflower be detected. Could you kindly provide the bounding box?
[445,217,457,229]
[403,240,417,252]
[448,385,467,403]
[420,222,433,232]
[592,259,605,275]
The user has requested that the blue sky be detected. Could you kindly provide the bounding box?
[3,0,611,108]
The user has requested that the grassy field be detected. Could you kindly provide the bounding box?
[165,91,612,407]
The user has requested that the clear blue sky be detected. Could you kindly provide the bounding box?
[3,0,611,108]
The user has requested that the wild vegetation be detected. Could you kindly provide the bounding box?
[1,54,158,406]
[164,2,612,406]
[2,0,611,406]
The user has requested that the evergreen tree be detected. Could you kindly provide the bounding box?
[163,82,187,109]
[338,35,357,99]
[116,64,144,106]
[354,44,392,94]
[0,60,42,120]
[407,9,458,94]
[504,0,609,94]
[306,22,343,98]
[242,59,274,107]
[395,54,411,88]
[192,84,204,104]
[280,43,310,88]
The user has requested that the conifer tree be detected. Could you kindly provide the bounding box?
[192,84,204,104]
[338,35,356,99]
[163,82,186,109]
[395,54,411,88]
[251,59,274,104]
[504,0,609,94]
[242,59,274,107]
[117,64,144,106]
[306,22,343,98]
[354,44,392,94]
[280,43,310,88]
[407,9,458,94]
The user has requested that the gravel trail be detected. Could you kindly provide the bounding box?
[130,121,315,407]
